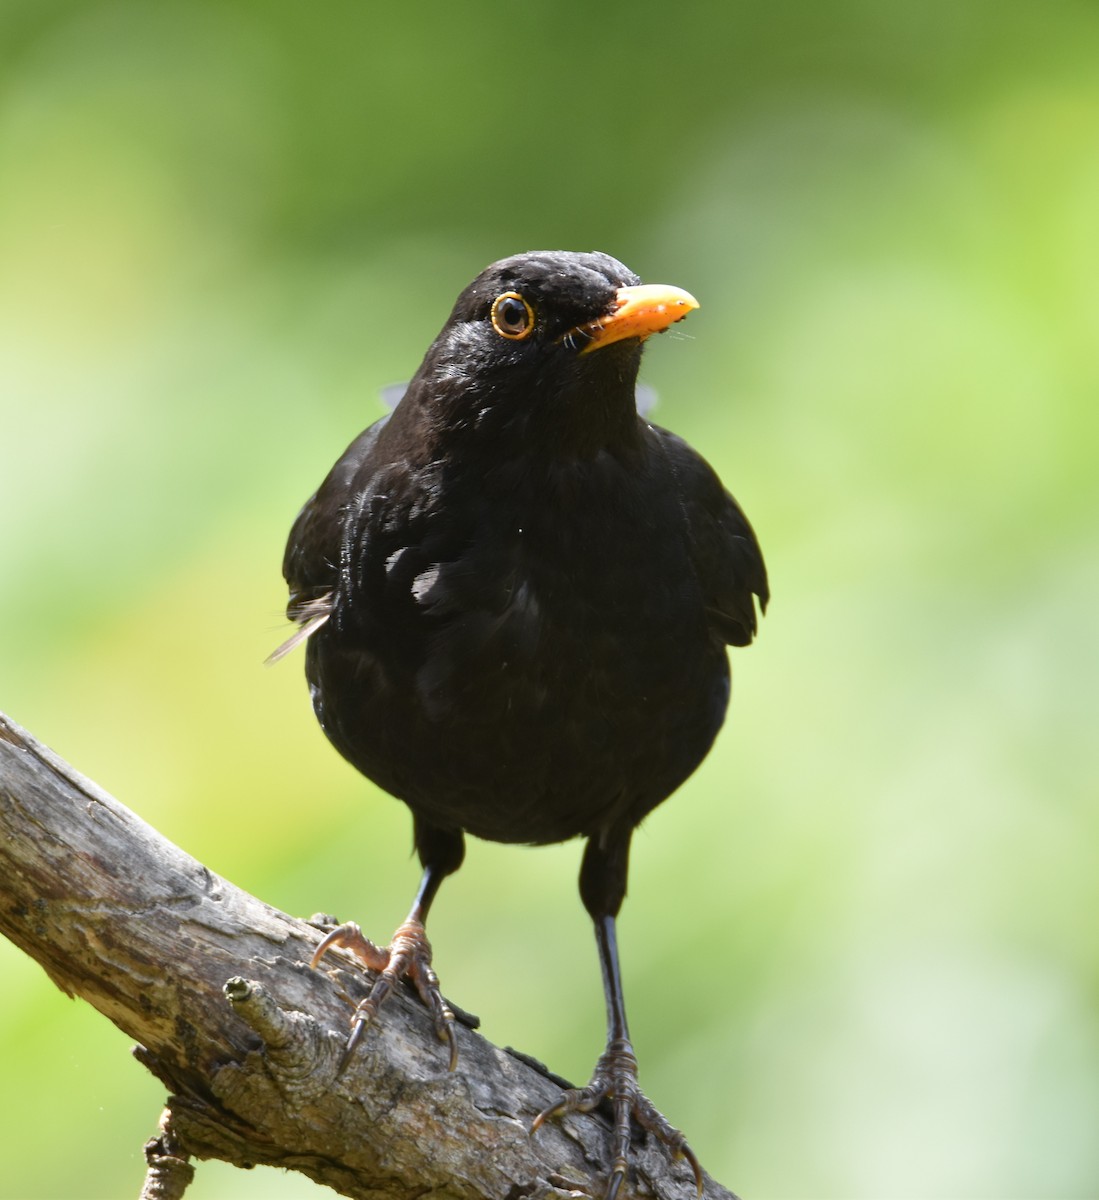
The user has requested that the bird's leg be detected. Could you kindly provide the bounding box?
[533,834,704,1200]
[311,822,464,1070]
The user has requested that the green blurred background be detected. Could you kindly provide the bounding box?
[2,2,1097,1197]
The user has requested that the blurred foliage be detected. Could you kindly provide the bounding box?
[2,1,1098,1197]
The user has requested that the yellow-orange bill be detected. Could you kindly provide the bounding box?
[578,283,699,354]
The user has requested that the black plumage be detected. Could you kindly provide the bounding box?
[279,250,768,1198]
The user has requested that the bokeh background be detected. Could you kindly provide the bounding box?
[2,2,1097,1197]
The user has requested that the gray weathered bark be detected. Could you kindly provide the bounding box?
[0,711,736,1199]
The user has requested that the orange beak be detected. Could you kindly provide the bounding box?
[577,283,700,354]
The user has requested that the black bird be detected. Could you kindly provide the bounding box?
[277,250,768,1198]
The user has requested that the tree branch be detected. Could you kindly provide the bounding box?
[0,711,736,1200]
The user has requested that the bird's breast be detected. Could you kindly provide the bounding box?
[309,452,728,843]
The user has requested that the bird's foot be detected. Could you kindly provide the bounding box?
[310,919,458,1070]
[532,1036,703,1200]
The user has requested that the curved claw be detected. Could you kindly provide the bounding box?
[310,921,388,972]
[338,1010,371,1074]
[681,1141,705,1198]
[529,1099,556,1133]
[532,1081,606,1133]
[405,945,458,1070]
[336,986,393,1073]
[605,1165,626,1200]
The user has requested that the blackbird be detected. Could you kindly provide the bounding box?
[277,250,768,1198]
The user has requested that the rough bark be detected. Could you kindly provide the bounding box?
[0,711,736,1200]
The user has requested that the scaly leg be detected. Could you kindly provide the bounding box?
[533,832,704,1200]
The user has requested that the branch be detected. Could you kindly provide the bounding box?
[0,711,736,1200]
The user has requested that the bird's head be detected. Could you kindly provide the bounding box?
[403,251,698,456]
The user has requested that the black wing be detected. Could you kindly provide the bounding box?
[270,416,389,661]
[653,426,769,647]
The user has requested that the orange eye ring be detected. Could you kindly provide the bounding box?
[490,292,535,340]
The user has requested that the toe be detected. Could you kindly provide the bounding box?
[311,921,390,972]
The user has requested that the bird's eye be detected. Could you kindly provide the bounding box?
[490,292,534,340]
